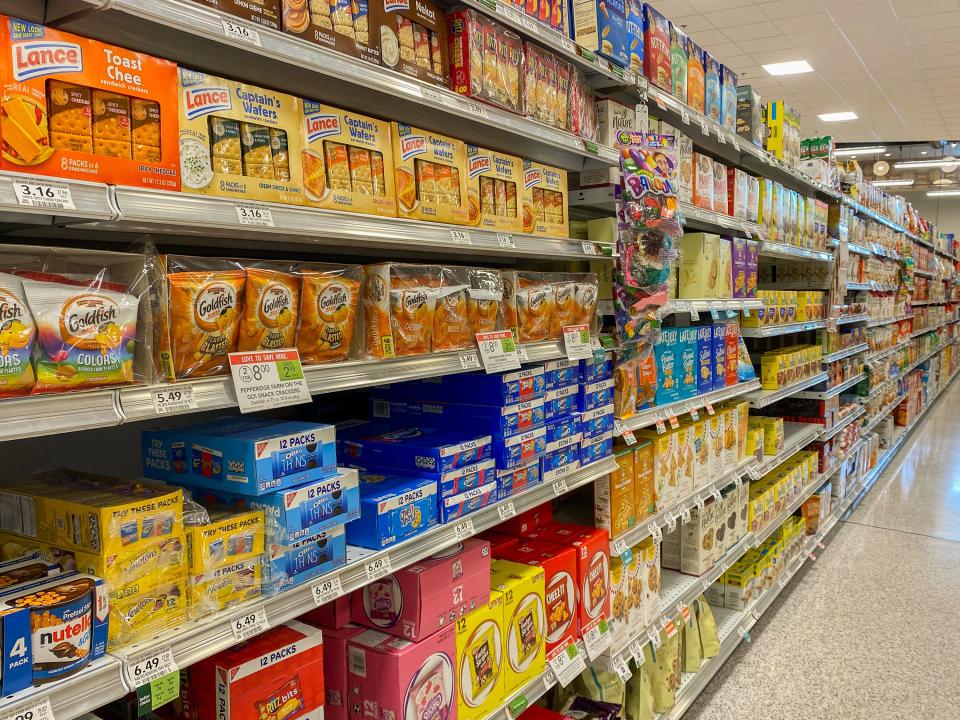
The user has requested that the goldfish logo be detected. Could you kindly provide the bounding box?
[318,282,350,321]
[258,282,294,330]
[59,294,122,354]
[194,282,237,333]
[0,290,31,357]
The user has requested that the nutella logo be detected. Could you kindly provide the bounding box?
[468,154,491,178]
[400,134,427,160]
[12,40,82,81]
[305,113,341,142]
[184,86,232,119]
[524,168,543,189]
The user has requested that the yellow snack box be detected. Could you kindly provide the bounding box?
[109,575,189,647]
[177,68,304,204]
[189,557,262,616]
[595,448,636,538]
[490,559,546,696]
[636,430,677,510]
[521,160,569,238]
[186,507,265,574]
[300,101,397,217]
[634,439,657,522]
[691,419,710,489]
[456,592,505,720]
[391,122,469,225]
[678,233,720,299]
[465,145,524,233]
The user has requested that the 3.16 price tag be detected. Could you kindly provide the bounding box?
[229,349,311,413]
[221,18,262,46]
[151,385,198,415]
[12,178,74,210]
[235,203,274,226]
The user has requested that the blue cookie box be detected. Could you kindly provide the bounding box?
[141,418,337,496]
[712,323,728,391]
[544,384,580,421]
[581,352,614,382]
[678,327,698,401]
[440,479,499,523]
[580,431,614,465]
[494,427,547,469]
[705,52,722,121]
[359,459,496,499]
[377,367,545,406]
[546,415,582,444]
[697,325,714,395]
[541,359,581,390]
[264,526,346,595]
[541,444,581,480]
[372,398,546,439]
[347,472,439,549]
[579,405,615,439]
[579,378,615,411]
[655,328,681,405]
[337,422,493,475]
[497,459,542,499]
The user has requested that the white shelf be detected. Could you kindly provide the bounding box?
[793,372,865,400]
[751,422,824,477]
[679,202,765,239]
[865,337,913,363]
[863,396,902,433]
[837,313,870,325]
[846,281,872,291]
[910,299,948,306]
[0,171,115,226]
[759,240,834,263]
[660,298,763,319]
[744,372,831,408]
[740,320,825,338]
[821,405,866,441]
[840,196,914,238]
[867,313,913,328]
[822,343,869,363]
[617,381,763,433]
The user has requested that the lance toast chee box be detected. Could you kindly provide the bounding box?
[191,621,325,720]
[0,16,179,189]
[141,417,337,495]
[351,539,490,640]
[337,422,493,475]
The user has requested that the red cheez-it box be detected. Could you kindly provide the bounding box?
[189,621,324,720]
[0,15,179,189]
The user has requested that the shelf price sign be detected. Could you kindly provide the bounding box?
[12,178,75,210]
[235,202,274,226]
[136,671,180,714]
[476,331,521,373]
[228,349,312,413]
[562,324,593,360]
[128,646,178,688]
[1,697,54,720]
[151,385,198,415]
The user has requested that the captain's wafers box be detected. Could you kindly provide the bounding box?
[521,160,568,238]
[0,16,179,188]
[391,122,469,224]
[300,101,397,217]
[191,621,325,720]
[177,67,304,204]
[465,145,524,233]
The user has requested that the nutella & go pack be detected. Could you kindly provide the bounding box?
[0,16,179,189]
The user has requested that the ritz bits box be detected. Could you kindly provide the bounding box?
[300,100,397,217]
[465,145,524,233]
[522,160,569,238]
[177,67,304,204]
[392,122,469,224]
[0,16,179,188]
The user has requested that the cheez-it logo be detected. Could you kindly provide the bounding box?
[183,86,232,119]
[12,40,83,81]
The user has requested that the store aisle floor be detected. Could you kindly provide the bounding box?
[686,380,960,720]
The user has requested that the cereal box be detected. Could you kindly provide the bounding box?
[191,0,281,28]
[670,24,688,102]
[392,122,469,224]
[693,152,713,210]
[642,3,671,91]
[571,0,628,68]
[720,64,737,131]
[464,145,523,233]
[300,100,396,217]
[685,36,705,113]
[281,0,379,63]
[489,559,545,696]
[374,0,448,86]
[448,9,523,114]
[522,160,569,238]
[0,16,179,189]
[177,67,303,204]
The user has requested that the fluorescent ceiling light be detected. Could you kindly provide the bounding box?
[871,179,914,187]
[894,158,958,169]
[763,60,813,76]
[927,190,960,197]
[818,112,858,122]
[834,146,885,157]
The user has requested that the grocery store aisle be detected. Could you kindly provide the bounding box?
[686,381,960,719]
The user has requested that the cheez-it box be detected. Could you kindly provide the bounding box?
[0,16,179,189]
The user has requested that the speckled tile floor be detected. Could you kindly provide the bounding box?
[685,380,960,720]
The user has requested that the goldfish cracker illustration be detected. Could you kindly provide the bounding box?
[0,272,36,396]
[433,267,472,351]
[237,268,299,352]
[162,268,245,379]
[465,268,504,335]
[22,277,138,393]
[297,266,361,364]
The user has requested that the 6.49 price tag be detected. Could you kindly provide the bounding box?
[231,605,268,641]
[312,575,344,606]
[128,646,178,688]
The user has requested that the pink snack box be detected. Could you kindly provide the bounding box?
[731,237,748,299]
[347,626,457,720]
[352,539,491,640]
[712,161,728,215]
[302,595,352,629]
[320,623,366,720]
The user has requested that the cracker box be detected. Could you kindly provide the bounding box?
[654,327,680,405]
[544,384,579,421]
[642,3,671,91]
[542,358,580,390]
[606,550,634,648]
[685,36,705,113]
[674,422,695,497]
[677,327,698,400]
[570,0,628,68]
[280,0,380,64]
[265,525,346,594]
[348,472,438,549]
[676,130,693,203]
[736,85,763,147]
[141,417,337,496]
[691,417,710,488]
[177,67,304,203]
[595,448,635,537]
[679,232,719,299]
[579,404,615,439]
[465,145,524,233]
[338,422,493,474]
[495,427,547,470]
[192,621,324,720]
[636,429,675,510]
[731,237,748,298]
[391,122,469,224]
[353,538,490,641]
[495,501,552,536]
[704,52,721,122]
[727,166,748,221]
[489,559,546,696]
[579,429,612,466]
[522,160,569,238]
[596,99,635,148]
[633,439,656,520]
[300,101,397,217]
[712,160,727,215]
[636,536,660,627]
[456,592,505,720]
[680,498,715,575]
[720,64,737,131]
[670,23,688,102]
[497,459,541,499]
[717,237,732,298]
[0,16,179,189]
[696,324,713,394]
[448,10,523,114]
[693,152,713,210]
[374,0,448,86]
[625,0,644,74]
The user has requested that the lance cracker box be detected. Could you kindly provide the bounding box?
[391,122,469,225]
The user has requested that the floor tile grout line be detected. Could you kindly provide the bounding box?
[840,518,960,544]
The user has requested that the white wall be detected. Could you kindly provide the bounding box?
[904,192,960,237]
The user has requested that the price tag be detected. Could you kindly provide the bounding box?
[235,203,274,226]
[365,555,393,581]
[553,479,569,496]
[459,352,481,370]
[653,93,666,110]
[679,603,692,624]
[689,406,700,421]
[816,539,825,550]
[231,605,268,641]
[151,385,198,415]
[629,638,645,666]
[730,135,741,152]
[806,551,817,562]
[221,16,262,44]
[740,628,752,644]
[733,475,743,489]
[228,349,311,414]
[681,508,691,523]
[716,129,726,144]
[779,576,788,589]
[695,496,705,512]
[614,420,637,445]
[662,617,678,638]
[665,514,677,533]
[497,233,516,248]
[1,697,55,720]
[128,646,178,688]
[581,241,597,255]
[562,324,594,361]
[12,178,75,210]
[743,307,751,317]
[559,36,576,53]
[700,118,710,136]
[680,108,690,125]
[312,575,344,606]
[450,229,472,244]
[453,519,475,541]
[751,609,762,621]
[136,671,180,712]
[711,308,720,320]
[582,618,612,659]
[517,345,529,362]
[613,538,633,564]
[668,414,679,429]
[612,653,632,681]
[706,403,715,415]
[647,629,662,650]
[649,524,662,544]
[548,641,587,688]
[475,330,521,373]
[655,417,666,434]
[497,501,517,520]
[690,308,701,321]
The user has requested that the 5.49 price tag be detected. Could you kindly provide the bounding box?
[151,385,198,415]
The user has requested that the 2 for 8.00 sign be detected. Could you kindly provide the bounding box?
[228,349,312,413]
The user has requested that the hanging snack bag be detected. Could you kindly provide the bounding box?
[503,271,554,343]
[433,266,472,351]
[617,132,679,233]
[466,267,504,335]
[0,272,36,396]
[297,265,362,364]
[237,268,300,352]
[363,263,441,358]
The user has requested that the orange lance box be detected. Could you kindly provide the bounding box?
[0,15,179,189]
[391,122,469,225]
[521,160,568,238]
[465,144,523,234]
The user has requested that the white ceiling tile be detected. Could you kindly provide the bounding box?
[650,0,697,16]
[703,5,762,28]
[893,0,960,18]
[668,14,715,33]
[773,13,835,33]
[719,21,784,42]
[744,35,797,54]
[900,11,960,33]
[686,28,733,47]
[789,28,848,46]
[759,1,827,20]
[828,5,897,27]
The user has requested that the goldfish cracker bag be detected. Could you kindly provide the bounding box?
[549,275,577,340]
[502,270,518,339]
[511,271,554,343]
[466,267,504,335]
[433,266,472,351]
[0,272,36,396]
[296,264,362,364]
[237,268,299,352]
[363,263,441,358]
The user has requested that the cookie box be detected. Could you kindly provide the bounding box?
[496,459,541,499]
[0,16,179,189]
[625,0,644,74]
[579,377,614,412]
[541,359,580,390]
[720,64,737,131]
[494,427,547,469]
[545,415,581,444]
[594,448,635,537]
[455,591,505,720]
[570,0,628,68]
[391,122,468,224]
[670,23,688,101]
[696,325,714,395]
[543,383,579,421]
[374,0,448,86]
[177,67,304,203]
[108,574,189,647]
[489,559,546,696]
[578,404,615,440]
[188,556,263,616]
[281,0,380,63]
[352,538,490,641]
[704,52,721,122]
[580,430,613,465]
[348,472,438,549]
[185,506,265,574]
[338,422,493,475]
[379,366,546,406]
[191,622,325,720]
[373,397,546,440]
[580,351,613,382]
[540,442,581,482]
[685,35,705,113]
[142,417,337,495]
[265,525,347,594]
[440,479,499,522]
[522,160,569,238]
[642,3,671,91]
[319,623,365,720]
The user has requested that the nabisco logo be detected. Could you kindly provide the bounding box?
[524,168,542,190]
[400,134,427,161]
[383,0,409,12]
[13,40,82,81]
[183,86,231,120]
[305,113,341,142]
[468,154,491,178]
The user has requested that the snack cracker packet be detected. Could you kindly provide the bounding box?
[0,272,36,396]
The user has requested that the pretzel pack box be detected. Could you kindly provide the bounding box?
[177,67,304,204]
[0,16,179,188]
[465,145,524,233]
[522,160,568,238]
[391,123,469,224]
[300,100,397,217]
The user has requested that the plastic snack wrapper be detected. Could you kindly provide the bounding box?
[569,71,598,142]
[432,266,472,351]
[466,267,505,335]
[363,263,442,358]
[448,9,523,113]
[296,264,362,365]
